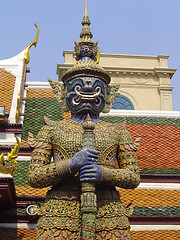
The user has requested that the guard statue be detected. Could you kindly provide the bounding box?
[28,1,140,239]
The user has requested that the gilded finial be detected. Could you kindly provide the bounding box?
[0,135,20,176]
[24,23,39,64]
[80,0,93,42]
[84,0,88,17]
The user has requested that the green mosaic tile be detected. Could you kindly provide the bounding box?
[101,116,180,126]
[133,206,180,216]
[14,161,29,187]
[22,98,63,140]
[140,168,180,175]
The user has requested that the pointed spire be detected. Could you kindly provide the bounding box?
[84,0,88,17]
[80,0,93,41]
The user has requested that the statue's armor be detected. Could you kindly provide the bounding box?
[28,119,140,239]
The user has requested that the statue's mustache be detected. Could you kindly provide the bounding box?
[74,85,101,99]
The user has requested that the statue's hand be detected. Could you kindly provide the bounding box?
[79,164,102,183]
[69,148,98,174]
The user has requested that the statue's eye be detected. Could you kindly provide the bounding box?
[95,86,101,92]
[74,85,81,92]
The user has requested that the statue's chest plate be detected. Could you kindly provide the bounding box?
[52,121,120,168]
[53,128,83,159]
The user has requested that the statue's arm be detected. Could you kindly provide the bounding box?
[101,150,140,189]
[28,126,71,188]
[100,129,140,189]
[28,148,71,188]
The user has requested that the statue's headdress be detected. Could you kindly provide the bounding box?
[49,0,119,113]
[62,0,110,85]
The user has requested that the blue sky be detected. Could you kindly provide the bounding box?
[1,0,180,110]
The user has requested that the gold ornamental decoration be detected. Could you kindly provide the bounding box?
[0,135,20,176]
[24,23,39,64]
[15,94,20,123]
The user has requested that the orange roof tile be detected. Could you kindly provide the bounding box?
[131,230,180,240]
[119,189,180,208]
[62,111,71,120]
[26,89,55,98]
[0,228,36,240]
[15,186,50,196]
[0,70,15,113]
[126,124,180,169]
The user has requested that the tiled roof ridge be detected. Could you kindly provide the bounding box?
[132,231,180,240]
[101,109,180,119]
[102,116,180,126]
[26,89,55,98]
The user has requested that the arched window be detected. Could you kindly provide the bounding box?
[112,95,134,110]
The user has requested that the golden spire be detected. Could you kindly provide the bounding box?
[84,0,88,16]
[80,0,93,40]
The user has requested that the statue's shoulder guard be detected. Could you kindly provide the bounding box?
[44,116,58,126]
[118,122,141,151]
[28,124,54,150]
[44,116,65,127]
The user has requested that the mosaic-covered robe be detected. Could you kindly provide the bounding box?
[28,119,140,239]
